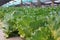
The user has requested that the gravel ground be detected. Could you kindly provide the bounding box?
[0,29,22,40]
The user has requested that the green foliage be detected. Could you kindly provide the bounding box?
[0,7,60,40]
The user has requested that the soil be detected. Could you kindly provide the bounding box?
[0,29,22,40]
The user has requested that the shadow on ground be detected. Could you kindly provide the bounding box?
[0,29,22,40]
